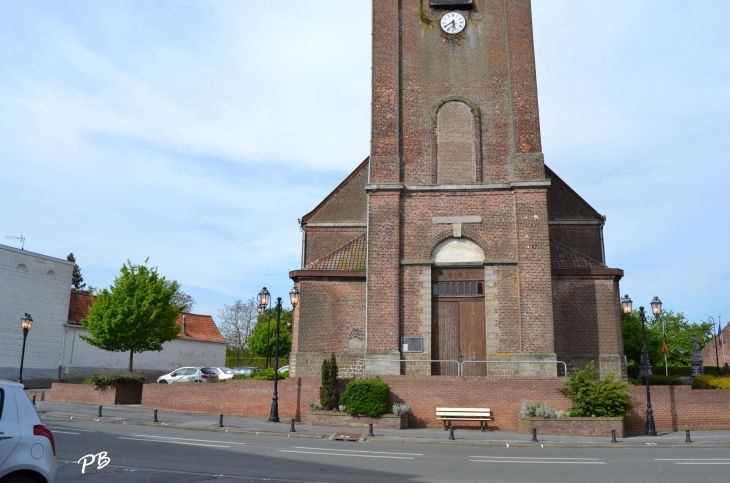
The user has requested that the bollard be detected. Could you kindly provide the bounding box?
[448,425,455,441]
[531,427,538,443]
[153,410,158,423]
[685,429,693,444]
[611,429,618,443]
[368,423,374,437]
[32,395,36,406]
[218,414,224,428]
[290,418,296,432]
[98,405,102,417]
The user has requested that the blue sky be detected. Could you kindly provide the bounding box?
[1,1,728,327]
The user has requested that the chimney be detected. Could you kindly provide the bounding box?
[182,314,187,335]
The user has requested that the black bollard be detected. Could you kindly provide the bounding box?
[98,405,103,417]
[218,414,224,427]
[368,423,374,437]
[153,410,158,423]
[448,425,455,441]
[611,429,618,443]
[290,418,296,432]
[531,427,538,443]
[685,429,692,443]
[32,394,36,406]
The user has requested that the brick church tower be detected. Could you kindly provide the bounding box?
[290,0,626,379]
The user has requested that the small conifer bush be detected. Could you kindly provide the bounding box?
[319,354,340,410]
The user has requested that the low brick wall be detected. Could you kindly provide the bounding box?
[48,383,117,405]
[306,410,408,429]
[627,386,730,432]
[518,416,624,438]
[141,378,323,421]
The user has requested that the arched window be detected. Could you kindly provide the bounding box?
[17,264,27,272]
[436,101,476,184]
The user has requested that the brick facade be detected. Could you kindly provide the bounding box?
[290,0,625,379]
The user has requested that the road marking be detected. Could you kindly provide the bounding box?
[675,463,730,465]
[295,446,422,456]
[279,450,414,460]
[117,437,229,448]
[47,426,93,432]
[471,456,600,460]
[132,434,246,445]
[470,460,606,464]
[50,430,80,435]
[655,459,730,461]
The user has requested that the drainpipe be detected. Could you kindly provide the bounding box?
[600,215,607,264]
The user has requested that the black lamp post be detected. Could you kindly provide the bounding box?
[258,286,300,423]
[18,313,33,385]
[622,294,659,436]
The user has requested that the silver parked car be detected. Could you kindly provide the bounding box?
[157,367,219,384]
[231,366,262,377]
[0,379,58,483]
[213,367,235,381]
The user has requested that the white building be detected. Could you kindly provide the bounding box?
[0,244,74,380]
[0,243,227,381]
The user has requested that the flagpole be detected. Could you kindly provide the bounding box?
[662,316,668,377]
[721,317,727,366]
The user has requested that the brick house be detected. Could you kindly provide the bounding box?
[289,0,625,379]
[701,323,730,370]
[62,290,226,376]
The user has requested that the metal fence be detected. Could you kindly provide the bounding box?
[355,359,567,377]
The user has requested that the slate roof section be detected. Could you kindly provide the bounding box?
[550,239,607,270]
[67,290,225,343]
[308,234,367,271]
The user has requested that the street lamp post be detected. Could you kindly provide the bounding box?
[622,295,658,436]
[258,286,300,423]
[651,296,666,377]
[18,313,33,385]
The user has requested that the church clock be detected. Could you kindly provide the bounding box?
[440,12,466,34]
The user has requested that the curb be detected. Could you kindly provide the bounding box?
[40,413,730,449]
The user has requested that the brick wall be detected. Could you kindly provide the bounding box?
[548,225,603,263]
[48,383,118,405]
[627,386,730,432]
[304,228,365,268]
[552,276,624,377]
[518,416,624,438]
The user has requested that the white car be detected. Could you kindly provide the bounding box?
[278,365,290,374]
[0,380,57,483]
[213,368,235,381]
[156,367,218,384]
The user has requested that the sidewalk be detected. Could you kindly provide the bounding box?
[35,401,730,448]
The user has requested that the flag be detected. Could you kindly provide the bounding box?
[662,332,668,356]
[719,323,724,348]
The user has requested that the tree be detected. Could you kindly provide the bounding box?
[218,298,258,365]
[67,253,86,290]
[163,280,196,312]
[319,354,339,410]
[248,308,292,365]
[81,259,182,372]
[622,309,663,369]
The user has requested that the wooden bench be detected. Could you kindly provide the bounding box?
[436,407,492,432]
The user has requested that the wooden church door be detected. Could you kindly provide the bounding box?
[431,267,486,376]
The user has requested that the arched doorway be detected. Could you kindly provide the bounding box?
[431,239,487,376]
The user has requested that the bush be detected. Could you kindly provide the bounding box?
[558,361,635,417]
[520,401,559,418]
[319,354,339,410]
[84,372,147,390]
[231,368,288,381]
[392,402,411,416]
[629,375,687,386]
[341,378,390,417]
[692,375,730,389]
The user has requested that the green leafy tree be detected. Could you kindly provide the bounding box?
[622,309,663,369]
[81,259,182,372]
[558,361,634,417]
[67,252,86,290]
[247,308,292,364]
[319,354,339,410]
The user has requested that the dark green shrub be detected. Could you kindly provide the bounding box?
[231,368,287,381]
[558,361,634,417]
[84,372,147,390]
[341,378,390,417]
[319,354,339,410]
[630,375,687,386]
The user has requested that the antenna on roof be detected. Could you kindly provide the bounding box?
[5,235,25,250]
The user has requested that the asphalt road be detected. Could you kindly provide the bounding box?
[51,420,730,483]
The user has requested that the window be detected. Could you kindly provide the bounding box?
[432,280,484,298]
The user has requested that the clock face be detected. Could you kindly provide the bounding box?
[440,12,466,34]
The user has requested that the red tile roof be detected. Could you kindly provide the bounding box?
[67,290,225,343]
[307,234,367,271]
[550,239,607,270]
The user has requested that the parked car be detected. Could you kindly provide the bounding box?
[157,367,219,384]
[277,365,290,374]
[213,368,234,381]
[0,379,57,483]
[231,366,262,377]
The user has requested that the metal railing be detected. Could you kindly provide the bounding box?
[355,358,567,377]
[461,360,568,376]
